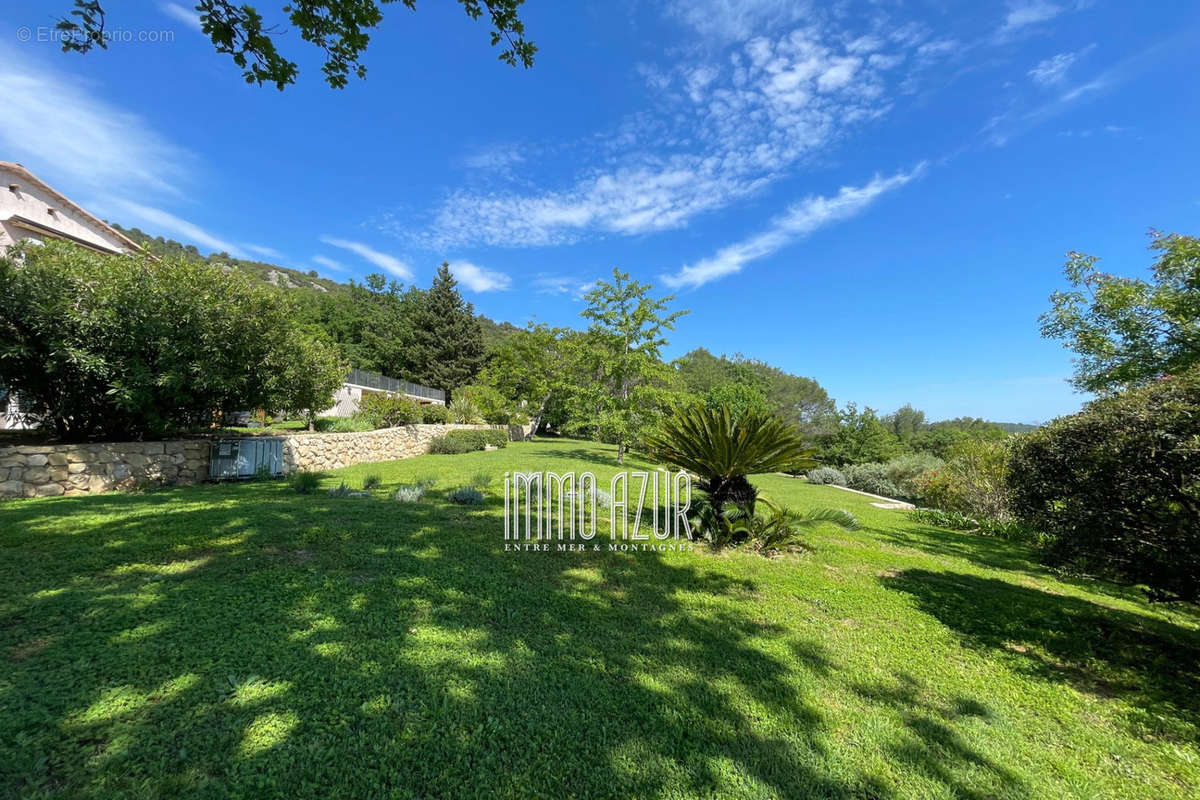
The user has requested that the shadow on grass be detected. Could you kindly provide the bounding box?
[882,569,1200,745]
[851,672,1024,800]
[865,523,1042,574]
[0,482,949,799]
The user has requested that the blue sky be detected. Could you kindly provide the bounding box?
[3,1,1198,423]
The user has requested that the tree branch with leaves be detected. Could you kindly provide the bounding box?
[57,0,535,89]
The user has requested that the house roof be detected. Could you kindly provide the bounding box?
[0,161,143,254]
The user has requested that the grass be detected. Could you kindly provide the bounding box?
[1,439,1197,798]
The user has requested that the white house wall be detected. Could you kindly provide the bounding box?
[0,164,130,254]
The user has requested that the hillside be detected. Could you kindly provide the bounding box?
[109,224,521,352]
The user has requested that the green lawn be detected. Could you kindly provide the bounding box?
[1,439,1197,799]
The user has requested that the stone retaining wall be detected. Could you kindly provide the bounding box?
[0,440,209,498]
[0,423,531,498]
[280,424,501,472]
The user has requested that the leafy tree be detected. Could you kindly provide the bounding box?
[907,418,1007,459]
[271,330,349,429]
[574,269,688,463]
[0,241,344,440]
[884,403,926,441]
[1007,368,1200,602]
[1041,231,1200,394]
[477,324,570,436]
[456,384,513,425]
[673,348,835,433]
[57,0,535,89]
[405,263,485,396]
[703,381,769,422]
[818,404,902,466]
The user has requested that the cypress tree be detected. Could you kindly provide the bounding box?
[406,263,485,394]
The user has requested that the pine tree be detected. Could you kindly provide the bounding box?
[406,263,485,395]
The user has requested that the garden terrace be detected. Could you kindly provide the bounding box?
[1,439,1196,798]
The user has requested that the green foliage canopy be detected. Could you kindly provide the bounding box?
[1042,232,1200,394]
[1007,368,1200,602]
[57,0,535,89]
[0,241,345,440]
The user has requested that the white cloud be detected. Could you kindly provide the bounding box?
[406,17,938,250]
[100,198,246,258]
[319,236,414,280]
[1029,52,1075,85]
[243,243,283,259]
[312,255,348,273]
[1000,1,1063,34]
[1028,45,1094,86]
[533,275,596,300]
[447,261,511,292]
[0,43,190,198]
[664,0,808,43]
[159,2,203,31]
[662,165,923,289]
[461,143,525,173]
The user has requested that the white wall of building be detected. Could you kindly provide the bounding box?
[0,162,133,255]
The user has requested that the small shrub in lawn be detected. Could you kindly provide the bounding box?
[393,485,425,502]
[447,486,485,505]
[420,404,453,424]
[805,466,847,486]
[593,488,612,510]
[289,471,321,494]
[414,475,437,489]
[362,474,382,490]
[469,471,491,489]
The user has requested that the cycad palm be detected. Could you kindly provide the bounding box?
[644,404,817,513]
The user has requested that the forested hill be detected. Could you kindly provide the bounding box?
[991,421,1040,433]
[108,224,521,352]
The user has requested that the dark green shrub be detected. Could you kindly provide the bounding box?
[0,241,344,440]
[420,404,452,424]
[1007,369,1200,602]
[427,428,508,454]
[427,433,473,454]
[289,471,322,494]
[362,473,382,490]
[358,393,421,428]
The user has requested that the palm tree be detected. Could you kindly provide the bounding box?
[645,404,857,548]
[644,404,817,513]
